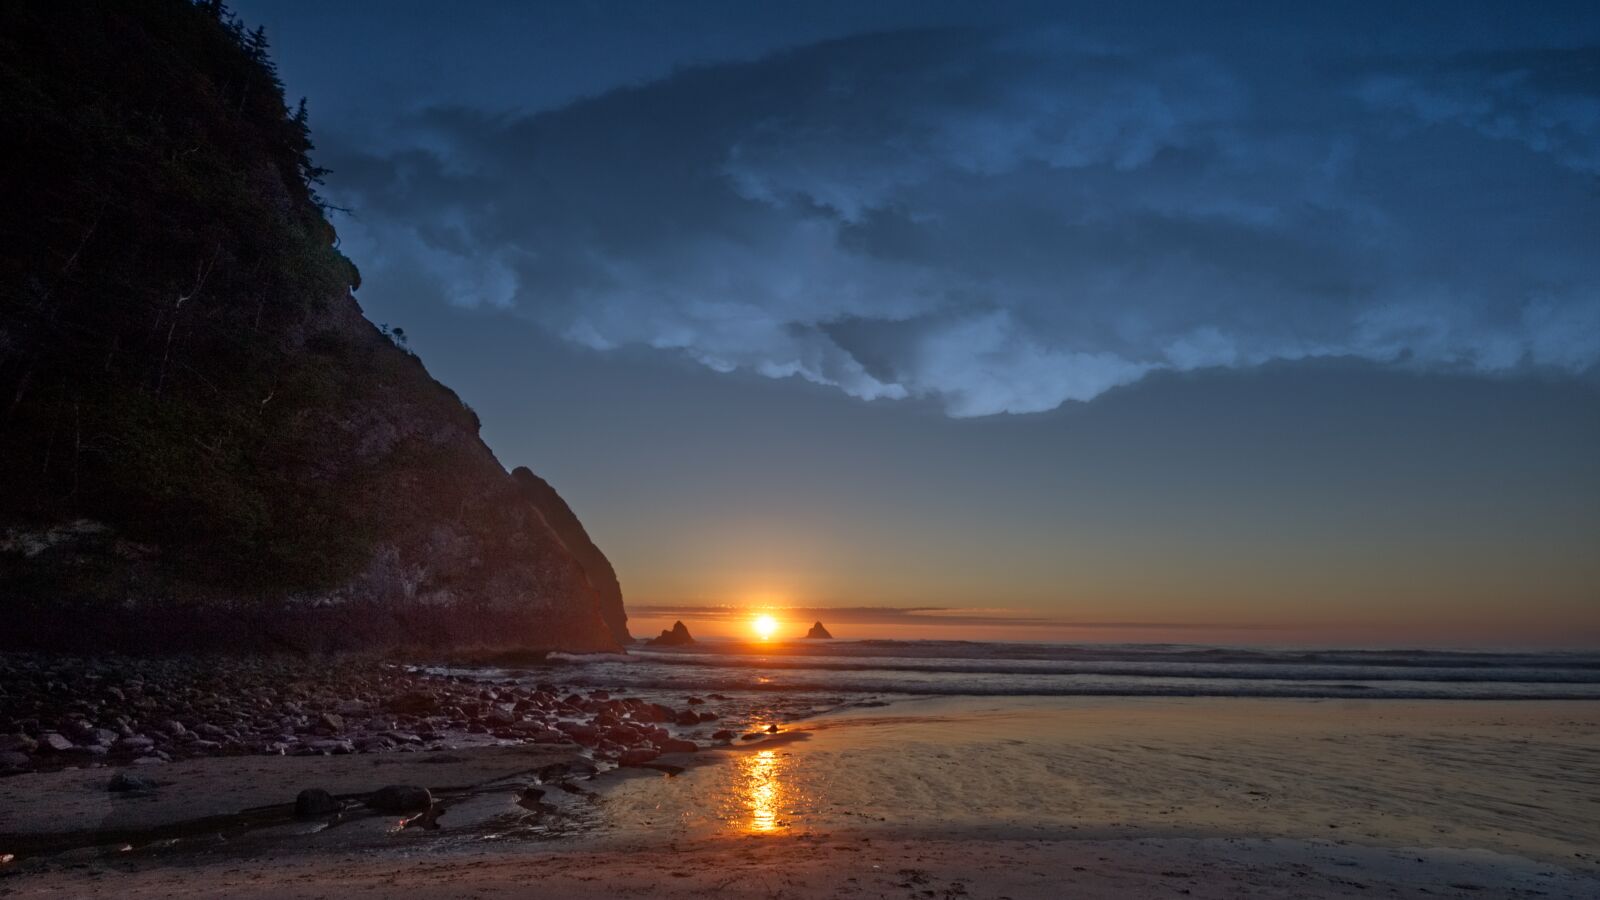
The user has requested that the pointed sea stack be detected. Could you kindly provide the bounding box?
[648,621,695,647]
[805,621,834,639]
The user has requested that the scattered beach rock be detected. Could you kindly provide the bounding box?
[107,771,157,793]
[367,784,433,813]
[37,732,75,754]
[294,788,342,818]
[618,747,660,766]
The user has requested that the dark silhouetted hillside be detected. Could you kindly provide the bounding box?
[0,0,624,654]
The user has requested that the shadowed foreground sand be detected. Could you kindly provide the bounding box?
[4,697,1597,898]
[5,834,1595,899]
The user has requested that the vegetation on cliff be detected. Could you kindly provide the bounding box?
[0,1,623,653]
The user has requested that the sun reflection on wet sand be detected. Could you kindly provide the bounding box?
[742,749,783,833]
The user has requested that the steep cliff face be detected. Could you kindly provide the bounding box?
[0,1,623,654]
[511,467,631,645]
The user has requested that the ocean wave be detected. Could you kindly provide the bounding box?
[598,651,1600,684]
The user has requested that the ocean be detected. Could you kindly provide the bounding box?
[534,640,1600,702]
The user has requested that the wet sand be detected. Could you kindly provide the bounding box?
[4,696,1598,898]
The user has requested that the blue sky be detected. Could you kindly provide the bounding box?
[235,1,1599,645]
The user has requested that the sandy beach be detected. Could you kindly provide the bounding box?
[4,695,1596,898]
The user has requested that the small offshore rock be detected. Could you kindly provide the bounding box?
[367,784,433,813]
[294,788,342,818]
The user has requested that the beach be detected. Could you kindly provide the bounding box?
[4,689,1597,898]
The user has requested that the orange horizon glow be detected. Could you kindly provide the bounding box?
[628,608,1600,649]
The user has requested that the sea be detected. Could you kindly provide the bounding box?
[530,640,1600,704]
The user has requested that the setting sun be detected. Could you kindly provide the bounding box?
[752,614,779,641]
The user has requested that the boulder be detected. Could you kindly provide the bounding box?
[367,784,433,813]
[294,788,342,818]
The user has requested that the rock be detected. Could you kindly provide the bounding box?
[306,739,354,755]
[316,712,344,732]
[712,730,735,741]
[804,621,834,639]
[766,724,781,733]
[655,738,699,754]
[367,785,432,813]
[114,735,156,753]
[37,732,76,753]
[386,691,439,715]
[674,709,701,726]
[294,788,342,818]
[0,750,31,769]
[107,772,157,792]
[647,621,695,647]
[0,734,37,753]
[537,759,598,782]
[618,747,660,766]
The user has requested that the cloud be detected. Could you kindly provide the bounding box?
[325,28,1600,416]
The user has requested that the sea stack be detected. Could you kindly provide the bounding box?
[648,621,695,646]
[805,621,834,639]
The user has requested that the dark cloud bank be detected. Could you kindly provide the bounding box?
[326,23,1600,417]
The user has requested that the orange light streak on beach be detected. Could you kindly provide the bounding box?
[743,749,782,832]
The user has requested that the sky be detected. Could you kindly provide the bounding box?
[233,0,1599,647]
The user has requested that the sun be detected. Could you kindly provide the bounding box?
[752,614,779,641]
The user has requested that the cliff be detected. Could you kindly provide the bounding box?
[511,468,630,644]
[0,1,623,654]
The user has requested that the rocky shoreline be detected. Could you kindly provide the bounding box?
[0,652,728,779]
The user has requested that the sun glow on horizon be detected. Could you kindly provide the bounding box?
[752,614,779,641]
